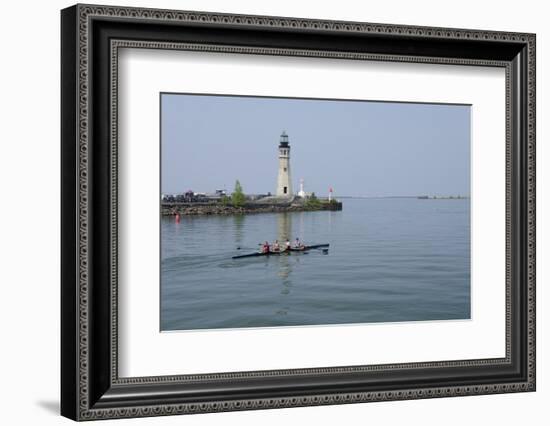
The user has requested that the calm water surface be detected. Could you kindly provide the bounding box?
[161,198,470,331]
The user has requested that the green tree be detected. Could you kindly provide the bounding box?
[231,180,246,207]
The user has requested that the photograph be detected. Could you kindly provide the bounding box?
[160,93,472,331]
[58,3,536,421]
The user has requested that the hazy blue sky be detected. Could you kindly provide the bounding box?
[161,94,470,197]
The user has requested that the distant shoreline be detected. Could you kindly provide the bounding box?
[337,195,470,200]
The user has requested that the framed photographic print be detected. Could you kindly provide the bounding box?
[61,4,536,421]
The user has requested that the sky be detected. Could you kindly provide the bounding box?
[161,93,470,198]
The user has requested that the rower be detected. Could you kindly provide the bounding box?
[285,239,291,251]
[261,241,270,254]
[272,240,280,252]
[294,237,305,250]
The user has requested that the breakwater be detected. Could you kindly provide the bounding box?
[162,201,343,216]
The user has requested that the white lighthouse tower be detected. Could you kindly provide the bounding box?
[276,131,293,197]
[298,178,306,198]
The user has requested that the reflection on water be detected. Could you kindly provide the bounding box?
[233,214,244,247]
[276,213,292,287]
[161,198,471,331]
[277,212,292,243]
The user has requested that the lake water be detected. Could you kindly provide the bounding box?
[160,198,470,331]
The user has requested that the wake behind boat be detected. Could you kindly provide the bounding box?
[232,244,330,259]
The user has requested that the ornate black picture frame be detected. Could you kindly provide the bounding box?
[61,3,536,421]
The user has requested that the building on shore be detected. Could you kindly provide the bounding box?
[276,131,293,197]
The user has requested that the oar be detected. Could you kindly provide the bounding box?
[235,244,263,251]
[238,244,263,249]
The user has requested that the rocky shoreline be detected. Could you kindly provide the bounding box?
[161,201,342,216]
